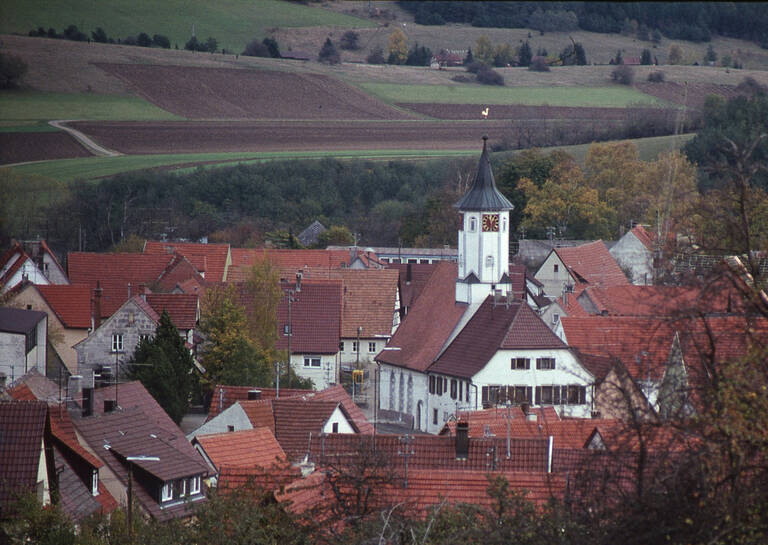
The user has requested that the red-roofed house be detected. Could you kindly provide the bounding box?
[0,240,68,294]
[535,240,629,299]
[610,224,656,285]
[74,293,198,381]
[143,240,231,283]
[5,283,92,374]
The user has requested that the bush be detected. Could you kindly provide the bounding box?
[648,71,665,82]
[529,56,550,72]
[0,52,27,89]
[137,32,152,47]
[405,43,433,66]
[243,39,270,57]
[611,64,634,85]
[318,37,340,64]
[63,24,87,41]
[735,76,767,95]
[153,34,170,49]
[339,30,359,51]
[91,27,109,43]
[262,37,281,58]
[476,65,504,85]
[366,46,385,64]
[465,61,487,74]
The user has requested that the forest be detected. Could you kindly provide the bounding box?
[397,1,768,46]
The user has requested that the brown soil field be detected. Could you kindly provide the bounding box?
[96,63,414,120]
[396,103,677,121]
[633,82,745,110]
[68,120,517,154]
[0,132,90,165]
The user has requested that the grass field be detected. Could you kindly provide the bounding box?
[0,120,60,132]
[0,91,182,123]
[7,149,477,182]
[360,83,671,108]
[0,0,374,54]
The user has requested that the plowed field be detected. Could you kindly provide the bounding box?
[0,132,91,165]
[633,82,742,110]
[96,64,415,120]
[396,103,676,122]
[68,120,514,154]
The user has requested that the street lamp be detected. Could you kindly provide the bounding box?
[125,455,159,543]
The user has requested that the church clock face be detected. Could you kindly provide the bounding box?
[482,213,499,232]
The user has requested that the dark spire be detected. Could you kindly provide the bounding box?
[454,135,513,211]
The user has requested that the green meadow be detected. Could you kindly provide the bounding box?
[360,83,670,108]
[0,91,182,124]
[0,0,373,54]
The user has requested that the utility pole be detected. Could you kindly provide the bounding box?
[398,434,415,488]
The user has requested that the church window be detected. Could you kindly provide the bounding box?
[485,255,494,268]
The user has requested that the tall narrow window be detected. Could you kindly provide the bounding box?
[332,422,339,433]
[161,483,173,502]
[190,476,201,495]
[450,379,457,399]
[433,408,438,425]
[111,334,123,353]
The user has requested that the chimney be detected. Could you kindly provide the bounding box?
[104,399,116,413]
[527,413,538,422]
[82,387,94,417]
[455,422,469,460]
[247,389,262,400]
[521,402,530,416]
[92,282,103,331]
[406,262,412,285]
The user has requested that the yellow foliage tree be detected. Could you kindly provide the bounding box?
[474,35,494,65]
[387,28,408,65]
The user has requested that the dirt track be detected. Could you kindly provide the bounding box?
[68,120,515,154]
[396,103,677,121]
[0,132,91,165]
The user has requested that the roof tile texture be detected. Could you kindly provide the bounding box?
[144,241,230,283]
[274,281,342,354]
[195,427,286,470]
[37,284,92,329]
[554,241,629,288]
[0,401,48,505]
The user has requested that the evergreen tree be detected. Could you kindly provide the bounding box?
[641,49,652,65]
[518,41,532,67]
[128,311,194,423]
[318,37,340,64]
[463,47,474,65]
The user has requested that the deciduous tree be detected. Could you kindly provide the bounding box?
[386,28,407,65]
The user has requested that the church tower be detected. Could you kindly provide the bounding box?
[454,136,514,304]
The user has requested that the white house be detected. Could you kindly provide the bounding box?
[0,307,47,384]
[609,225,655,285]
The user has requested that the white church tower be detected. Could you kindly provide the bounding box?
[454,135,514,304]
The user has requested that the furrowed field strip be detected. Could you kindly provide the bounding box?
[359,83,672,108]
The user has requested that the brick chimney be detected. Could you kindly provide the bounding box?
[92,281,103,331]
[455,421,469,460]
[248,389,262,400]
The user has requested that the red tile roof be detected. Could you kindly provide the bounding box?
[217,462,300,492]
[0,401,48,507]
[554,241,629,288]
[0,242,30,290]
[49,406,103,469]
[227,248,360,283]
[67,252,176,316]
[144,241,231,283]
[195,427,286,470]
[146,293,198,330]
[238,400,276,433]
[387,262,438,310]
[274,281,342,354]
[337,269,399,338]
[206,385,311,422]
[36,284,92,329]
[441,406,559,434]
[430,298,567,378]
[630,225,654,250]
[153,253,207,293]
[295,385,374,435]
[272,399,352,461]
[376,262,467,372]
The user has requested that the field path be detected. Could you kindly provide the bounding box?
[49,120,122,157]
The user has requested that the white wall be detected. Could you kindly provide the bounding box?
[291,353,338,390]
[322,406,356,434]
[534,252,572,298]
[610,232,652,285]
[186,403,253,440]
[378,363,428,431]
[425,375,475,434]
[339,338,386,366]
[472,348,594,418]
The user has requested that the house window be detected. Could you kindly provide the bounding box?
[552,314,560,324]
[283,324,291,335]
[175,479,186,498]
[332,422,339,433]
[469,217,477,232]
[161,483,173,502]
[228,425,235,432]
[485,255,494,268]
[482,385,501,407]
[303,357,321,367]
[433,409,438,425]
[428,375,435,394]
[511,358,530,370]
[554,264,559,273]
[111,334,123,353]
[536,386,553,405]
[190,475,201,495]
[352,341,359,352]
[25,330,37,354]
[436,377,443,396]
[567,385,586,405]
[450,379,457,399]
[466,382,471,402]
[91,470,99,496]
[339,341,345,352]
[513,386,532,404]
[368,342,376,353]
[536,357,556,370]
[459,381,463,400]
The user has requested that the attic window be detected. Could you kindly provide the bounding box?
[190,475,201,495]
[536,357,556,370]
[161,483,173,502]
[511,358,530,370]
[553,264,559,273]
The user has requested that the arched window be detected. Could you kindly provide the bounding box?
[469,216,477,232]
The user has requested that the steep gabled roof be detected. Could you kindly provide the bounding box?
[143,241,231,283]
[36,284,92,329]
[454,136,513,212]
[553,241,629,288]
[206,385,311,422]
[0,242,31,290]
[376,262,467,372]
[293,385,374,435]
[227,248,357,283]
[629,225,654,250]
[337,269,398,338]
[67,252,176,316]
[272,399,353,461]
[387,262,438,310]
[274,281,342,354]
[153,253,207,293]
[429,298,567,378]
[145,293,198,330]
[0,401,48,507]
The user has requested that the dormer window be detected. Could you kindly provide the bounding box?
[161,483,173,502]
[91,470,99,496]
[190,475,201,495]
